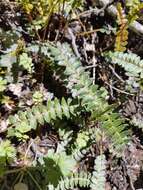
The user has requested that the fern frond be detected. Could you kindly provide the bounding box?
[27,43,129,153]
[126,0,143,23]
[115,3,128,52]
[90,155,106,190]
[46,42,108,113]
[88,127,102,142]
[0,140,16,164]
[100,113,129,154]
[72,147,90,161]
[45,43,130,153]
[28,42,132,109]
[108,51,143,77]
[47,172,91,190]
[7,98,78,139]
[0,77,7,92]
[57,129,73,153]
[71,130,90,161]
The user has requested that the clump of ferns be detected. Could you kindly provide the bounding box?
[107,51,143,129]
[42,43,109,112]
[31,42,130,154]
[43,42,130,155]
[4,41,131,168]
[47,154,106,190]
[30,124,104,188]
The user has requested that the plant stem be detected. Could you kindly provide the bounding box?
[27,170,42,190]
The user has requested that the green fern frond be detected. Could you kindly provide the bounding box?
[90,155,106,190]
[48,43,130,147]
[100,113,129,154]
[19,52,33,73]
[126,0,143,23]
[28,43,107,112]
[28,42,130,153]
[71,130,90,161]
[47,172,91,190]
[57,129,73,153]
[44,43,130,153]
[108,51,143,77]
[0,77,7,92]
[0,140,16,164]
[7,97,78,139]
[46,42,108,113]
[72,147,90,161]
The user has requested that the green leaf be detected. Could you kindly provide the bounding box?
[47,100,56,120]
[0,77,7,92]
[19,53,33,73]
[61,98,70,118]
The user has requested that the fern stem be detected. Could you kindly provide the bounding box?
[27,170,42,190]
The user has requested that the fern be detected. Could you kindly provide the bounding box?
[47,172,91,190]
[44,149,77,180]
[100,113,129,154]
[90,155,106,190]
[57,127,91,161]
[45,42,109,113]
[19,52,33,73]
[57,129,73,153]
[7,97,78,139]
[71,130,91,161]
[115,3,128,52]
[108,51,143,78]
[27,42,130,153]
[29,42,108,112]
[47,155,106,190]
[0,140,16,164]
[45,42,130,153]
[126,0,143,23]
[0,77,7,92]
[106,51,143,129]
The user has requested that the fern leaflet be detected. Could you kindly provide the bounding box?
[108,51,143,77]
[90,155,106,190]
[7,98,78,139]
[115,3,128,52]
[47,172,91,190]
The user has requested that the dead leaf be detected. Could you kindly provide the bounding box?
[14,183,28,190]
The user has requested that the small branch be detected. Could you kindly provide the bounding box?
[105,81,134,96]
[109,65,125,83]
[27,170,42,190]
[67,28,81,59]
[76,28,102,36]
